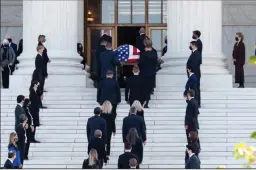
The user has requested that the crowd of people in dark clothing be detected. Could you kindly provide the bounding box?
[2,35,50,169]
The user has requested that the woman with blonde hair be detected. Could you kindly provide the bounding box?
[232,32,245,88]
[82,149,101,169]
[8,132,22,169]
[100,100,116,157]
[132,100,146,131]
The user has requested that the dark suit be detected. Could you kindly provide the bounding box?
[29,89,40,126]
[136,34,146,53]
[4,159,14,169]
[118,152,138,169]
[125,75,146,105]
[88,138,107,168]
[184,74,198,102]
[86,115,107,144]
[23,106,34,158]
[100,50,119,79]
[35,53,46,91]
[196,39,203,64]
[97,78,121,119]
[96,45,107,81]
[122,114,146,143]
[185,140,200,164]
[232,42,245,85]
[17,39,23,57]
[185,98,200,145]
[14,104,25,129]
[187,50,201,106]
[185,154,201,169]
[38,42,49,77]
[15,124,26,165]
[82,159,101,169]
[100,113,116,156]
[9,43,18,73]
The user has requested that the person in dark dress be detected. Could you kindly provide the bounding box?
[86,107,107,144]
[97,70,121,120]
[122,107,146,144]
[118,143,138,169]
[187,41,201,107]
[185,131,200,164]
[88,130,108,168]
[185,144,201,169]
[136,27,146,53]
[232,32,246,88]
[29,81,41,131]
[82,149,101,169]
[125,65,146,106]
[4,151,16,169]
[185,90,200,148]
[8,132,22,168]
[100,101,116,157]
[126,128,143,165]
[15,114,28,165]
[184,66,198,103]
[131,100,146,131]
[138,37,158,108]
[38,35,50,81]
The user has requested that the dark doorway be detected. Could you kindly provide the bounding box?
[117,26,142,88]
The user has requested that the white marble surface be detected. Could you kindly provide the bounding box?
[0,27,22,44]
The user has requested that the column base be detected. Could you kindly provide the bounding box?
[156,74,233,88]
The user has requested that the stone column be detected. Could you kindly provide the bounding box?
[158,0,232,88]
[11,0,86,88]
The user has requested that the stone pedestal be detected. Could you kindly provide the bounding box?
[11,1,86,88]
[159,1,232,88]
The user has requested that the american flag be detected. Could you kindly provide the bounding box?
[115,44,140,63]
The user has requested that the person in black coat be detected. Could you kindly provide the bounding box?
[192,30,203,62]
[136,27,146,53]
[31,69,46,109]
[184,66,198,103]
[99,42,119,79]
[38,35,50,79]
[15,114,28,165]
[6,36,18,73]
[187,41,201,107]
[122,106,146,143]
[100,101,116,157]
[97,70,121,120]
[138,37,158,108]
[88,130,107,168]
[131,101,146,131]
[35,44,47,93]
[82,149,101,169]
[185,90,200,147]
[4,151,16,169]
[125,65,146,106]
[29,81,41,128]
[185,144,201,169]
[14,95,25,129]
[185,131,200,164]
[17,39,23,57]
[86,107,107,144]
[118,143,138,169]
[126,128,143,165]
[95,39,107,85]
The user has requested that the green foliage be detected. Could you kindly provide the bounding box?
[250,131,256,140]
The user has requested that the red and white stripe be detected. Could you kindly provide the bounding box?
[128,45,140,63]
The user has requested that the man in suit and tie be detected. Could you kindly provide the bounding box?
[187,41,201,107]
[136,27,146,53]
[15,95,25,129]
[122,106,146,143]
[185,144,201,169]
[86,107,107,144]
[6,35,18,73]
[118,142,138,169]
[97,70,121,120]
[125,65,146,106]
[184,66,198,102]
[185,90,200,148]
[38,35,50,81]
[4,151,16,169]
[192,30,203,62]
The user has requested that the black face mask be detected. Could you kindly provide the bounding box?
[192,35,197,39]
[164,40,167,44]
[235,37,239,41]
[7,38,12,43]
[3,44,8,48]
[189,46,192,50]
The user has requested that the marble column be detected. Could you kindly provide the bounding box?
[11,0,86,88]
[158,1,232,88]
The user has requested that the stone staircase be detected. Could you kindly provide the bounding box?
[1,86,256,168]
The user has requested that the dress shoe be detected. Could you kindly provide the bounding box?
[40,106,47,109]
[31,140,41,143]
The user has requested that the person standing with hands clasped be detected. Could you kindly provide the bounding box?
[232,32,245,88]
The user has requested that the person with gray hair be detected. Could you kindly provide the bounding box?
[1,39,15,88]
[15,114,28,165]
[88,129,107,168]
[122,106,147,144]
